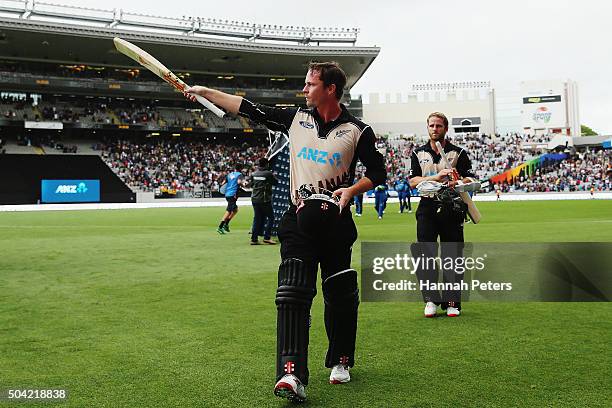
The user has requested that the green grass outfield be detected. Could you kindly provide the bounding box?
[1,200,611,407]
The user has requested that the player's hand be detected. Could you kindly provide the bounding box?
[183,92,196,102]
[332,188,353,212]
[435,168,454,182]
[185,85,210,96]
[183,85,209,102]
[435,168,460,183]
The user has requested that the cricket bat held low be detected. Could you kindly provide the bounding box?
[435,141,482,224]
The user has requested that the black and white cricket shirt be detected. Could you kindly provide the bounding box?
[239,99,386,205]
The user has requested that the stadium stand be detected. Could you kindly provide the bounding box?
[0,0,609,206]
[96,138,267,194]
[0,95,258,130]
[364,133,611,193]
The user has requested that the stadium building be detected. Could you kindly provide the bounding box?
[519,79,580,137]
[362,79,581,139]
[0,0,380,205]
[362,81,496,136]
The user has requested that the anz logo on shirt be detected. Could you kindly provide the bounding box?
[296,147,342,167]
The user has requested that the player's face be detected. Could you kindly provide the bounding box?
[303,69,333,108]
[427,116,447,141]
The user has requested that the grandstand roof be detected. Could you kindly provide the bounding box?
[0,12,379,88]
[573,135,610,147]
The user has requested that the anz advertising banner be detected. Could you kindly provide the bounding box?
[41,180,100,203]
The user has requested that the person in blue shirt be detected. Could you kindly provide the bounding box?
[373,184,388,219]
[395,176,412,214]
[217,164,244,234]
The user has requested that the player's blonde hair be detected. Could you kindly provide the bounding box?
[427,112,449,129]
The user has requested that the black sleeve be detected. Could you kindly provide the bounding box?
[238,99,298,133]
[456,149,476,179]
[267,170,278,186]
[356,126,386,186]
[410,151,422,177]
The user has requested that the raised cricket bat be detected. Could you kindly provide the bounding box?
[113,37,225,118]
[435,141,481,224]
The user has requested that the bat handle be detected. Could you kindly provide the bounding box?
[450,169,459,182]
[192,93,225,118]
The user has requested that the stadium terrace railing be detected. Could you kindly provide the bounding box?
[0,0,359,44]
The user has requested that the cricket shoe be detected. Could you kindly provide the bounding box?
[223,224,230,233]
[216,227,225,235]
[329,364,350,384]
[424,301,438,318]
[263,239,277,245]
[447,306,461,317]
[274,374,306,403]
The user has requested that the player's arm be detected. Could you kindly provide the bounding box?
[456,149,477,183]
[269,171,279,186]
[218,171,228,186]
[349,177,375,197]
[236,99,297,133]
[187,85,296,129]
[242,174,252,188]
[186,88,297,140]
[238,174,247,186]
[355,127,386,193]
[333,126,386,208]
[185,86,242,114]
[333,176,375,211]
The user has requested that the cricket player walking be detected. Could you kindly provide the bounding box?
[409,112,477,317]
[186,62,385,403]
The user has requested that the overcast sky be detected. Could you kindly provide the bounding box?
[61,0,610,134]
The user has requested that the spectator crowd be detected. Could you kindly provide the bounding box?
[363,133,610,193]
[496,149,611,193]
[97,139,267,193]
[2,97,610,194]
